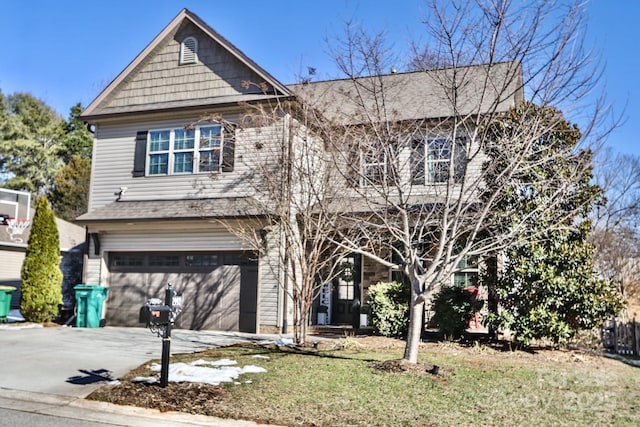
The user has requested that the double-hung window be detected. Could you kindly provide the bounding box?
[198,125,222,173]
[453,254,479,287]
[146,125,229,176]
[359,140,398,187]
[361,141,386,186]
[411,136,467,184]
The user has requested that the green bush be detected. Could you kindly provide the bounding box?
[20,195,63,322]
[430,284,481,340]
[368,281,409,338]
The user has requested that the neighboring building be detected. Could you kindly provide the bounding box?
[0,189,85,309]
[78,9,522,333]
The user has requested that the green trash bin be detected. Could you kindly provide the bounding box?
[74,285,108,328]
[0,286,16,323]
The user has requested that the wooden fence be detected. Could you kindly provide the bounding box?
[601,318,640,356]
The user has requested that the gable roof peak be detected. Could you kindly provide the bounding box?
[82,8,291,120]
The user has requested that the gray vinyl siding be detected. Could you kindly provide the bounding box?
[257,226,283,329]
[0,247,24,283]
[84,257,102,285]
[0,248,24,308]
[89,116,284,211]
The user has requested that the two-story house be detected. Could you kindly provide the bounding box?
[78,9,522,333]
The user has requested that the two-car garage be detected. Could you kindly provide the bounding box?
[106,251,258,332]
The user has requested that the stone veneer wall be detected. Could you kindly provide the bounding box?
[361,256,390,305]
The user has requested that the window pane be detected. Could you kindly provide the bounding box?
[173,152,194,173]
[149,153,168,175]
[199,126,222,149]
[174,129,195,150]
[112,254,144,267]
[454,272,478,288]
[149,131,170,152]
[149,255,180,267]
[199,150,220,172]
[456,255,478,269]
[429,160,449,182]
[426,138,452,183]
[364,164,384,185]
[185,254,219,267]
[453,139,467,183]
[361,141,387,186]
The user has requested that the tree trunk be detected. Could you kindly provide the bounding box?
[403,291,424,363]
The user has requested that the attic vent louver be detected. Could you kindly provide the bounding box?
[180,36,198,64]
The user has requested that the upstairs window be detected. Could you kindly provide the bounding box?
[411,137,467,184]
[180,36,198,64]
[143,124,234,176]
[359,140,398,187]
[361,141,387,187]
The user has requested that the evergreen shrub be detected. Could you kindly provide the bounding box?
[368,281,409,338]
[20,195,63,322]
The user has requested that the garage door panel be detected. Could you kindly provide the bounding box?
[107,252,256,332]
[177,266,240,330]
[106,272,148,327]
[147,272,184,301]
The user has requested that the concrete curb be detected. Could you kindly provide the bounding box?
[0,388,265,426]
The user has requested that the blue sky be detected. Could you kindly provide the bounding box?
[0,0,637,156]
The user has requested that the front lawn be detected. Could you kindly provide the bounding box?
[88,337,640,426]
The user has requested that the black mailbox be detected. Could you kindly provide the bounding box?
[139,304,172,326]
[140,283,183,388]
[139,305,150,325]
[148,305,172,325]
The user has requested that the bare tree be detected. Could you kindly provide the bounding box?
[592,149,640,317]
[290,0,613,362]
[196,95,350,344]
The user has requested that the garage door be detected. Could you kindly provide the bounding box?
[107,252,257,332]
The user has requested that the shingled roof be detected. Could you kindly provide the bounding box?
[289,62,523,125]
[0,211,85,251]
[75,197,264,223]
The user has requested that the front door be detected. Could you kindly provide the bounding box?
[332,255,361,325]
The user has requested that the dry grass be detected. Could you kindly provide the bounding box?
[88,336,640,426]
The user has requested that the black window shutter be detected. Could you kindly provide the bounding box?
[411,139,425,185]
[132,131,148,177]
[222,124,236,172]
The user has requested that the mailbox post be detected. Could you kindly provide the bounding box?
[139,283,182,387]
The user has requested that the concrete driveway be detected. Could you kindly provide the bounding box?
[0,325,279,398]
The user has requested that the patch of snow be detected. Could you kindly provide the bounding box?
[192,358,238,367]
[257,338,294,347]
[132,376,157,384]
[132,359,268,386]
[241,365,268,374]
[252,355,270,360]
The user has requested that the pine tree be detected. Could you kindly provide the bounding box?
[20,195,63,322]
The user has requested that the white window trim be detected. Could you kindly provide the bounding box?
[146,125,224,176]
[413,134,467,185]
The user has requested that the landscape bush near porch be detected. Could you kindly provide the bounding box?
[368,281,409,338]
